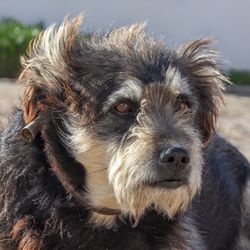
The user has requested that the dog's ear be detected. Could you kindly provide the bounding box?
[177,38,230,144]
[18,15,83,124]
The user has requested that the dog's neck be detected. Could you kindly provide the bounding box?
[22,117,121,219]
[54,169,121,216]
[49,152,121,227]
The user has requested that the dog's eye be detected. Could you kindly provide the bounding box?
[114,103,133,113]
[175,94,191,112]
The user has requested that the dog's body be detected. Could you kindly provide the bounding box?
[0,16,250,249]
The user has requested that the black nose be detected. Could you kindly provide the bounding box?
[160,146,190,169]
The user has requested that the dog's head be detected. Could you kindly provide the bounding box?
[19,16,228,226]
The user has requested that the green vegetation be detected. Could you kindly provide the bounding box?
[0,19,94,78]
[0,18,44,78]
[228,69,250,85]
[0,18,250,84]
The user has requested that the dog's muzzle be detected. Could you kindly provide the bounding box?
[150,146,190,189]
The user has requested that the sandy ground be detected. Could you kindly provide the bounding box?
[0,79,250,161]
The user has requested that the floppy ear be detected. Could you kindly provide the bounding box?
[177,38,230,143]
[18,15,83,124]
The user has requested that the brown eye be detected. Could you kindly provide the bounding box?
[175,94,191,112]
[114,103,133,113]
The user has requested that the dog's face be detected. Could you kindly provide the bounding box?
[19,16,227,225]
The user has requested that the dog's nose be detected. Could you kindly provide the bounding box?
[160,146,190,169]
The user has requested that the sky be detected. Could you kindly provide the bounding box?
[1,0,250,69]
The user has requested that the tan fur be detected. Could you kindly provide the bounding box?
[66,77,203,226]
[177,38,229,142]
[166,67,185,91]
[19,16,227,230]
[107,23,161,51]
[109,127,202,221]
[17,231,40,250]
[88,212,117,229]
[19,16,83,123]
[65,125,120,226]
[105,79,143,106]
[11,218,40,250]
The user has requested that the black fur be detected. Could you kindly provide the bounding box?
[0,110,249,249]
[0,17,250,249]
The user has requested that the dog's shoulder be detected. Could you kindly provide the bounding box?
[0,109,26,174]
[193,134,250,249]
[0,109,24,145]
[205,134,250,188]
[0,109,41,173]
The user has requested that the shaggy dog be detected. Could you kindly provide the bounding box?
[0,16,250,249]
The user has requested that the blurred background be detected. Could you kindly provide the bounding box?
[0,0,249,159]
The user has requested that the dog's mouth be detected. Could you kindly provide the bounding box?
[148,179,186,189]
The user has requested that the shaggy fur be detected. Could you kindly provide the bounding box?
[0,16,250,249]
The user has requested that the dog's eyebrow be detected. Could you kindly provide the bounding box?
[166,67,184,89]
[164,66,199,111]
[104,79,143,108]
[165,66,191,95]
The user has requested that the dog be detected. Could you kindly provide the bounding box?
[0,15,250,250]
